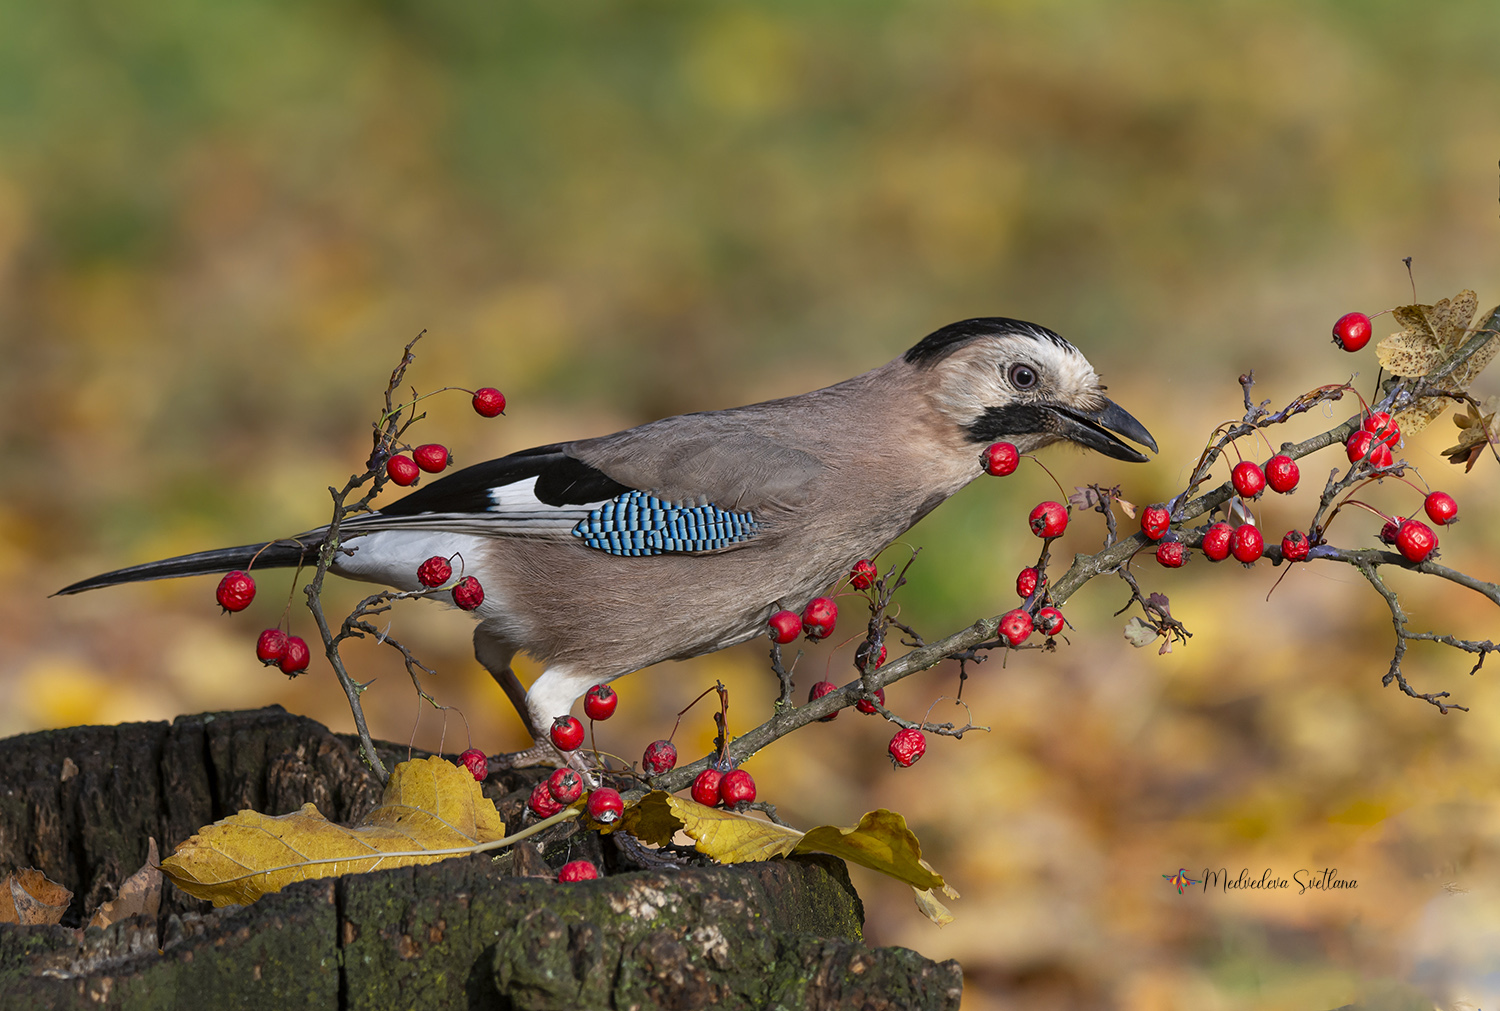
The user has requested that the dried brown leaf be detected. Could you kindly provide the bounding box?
[0,868,73,925]
[1123,617,1158,648]
[89,838,161,929]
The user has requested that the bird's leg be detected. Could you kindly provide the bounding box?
[474,630,607,784]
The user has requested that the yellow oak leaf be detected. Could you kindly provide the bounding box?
[622,791,958,924]
[161,756,507,907]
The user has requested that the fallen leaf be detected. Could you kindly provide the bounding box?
[621,792,955,923]
[912,885,955,926]
[0,868,73,925]
[1123,617,1158,648]
[89,838,161,929]
[161,756,507,907]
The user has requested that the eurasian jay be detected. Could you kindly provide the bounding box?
[59,318,1156,765]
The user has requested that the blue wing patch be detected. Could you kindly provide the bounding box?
[572,491,758,556]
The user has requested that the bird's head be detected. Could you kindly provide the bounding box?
[907,317,1158,462]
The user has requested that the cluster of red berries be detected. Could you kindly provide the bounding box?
[766,595,838,644]
[691,767,758,810]
[413,554,486,611]
[384,386,506,486]
[527,766,587,817]
[386,444,452,487]
[1345,411,1401,469]
[255,627,310,675]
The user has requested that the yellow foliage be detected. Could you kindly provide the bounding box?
[622,791,958,924]
[161,757,506,907]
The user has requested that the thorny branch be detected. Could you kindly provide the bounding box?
[303,331,436,784]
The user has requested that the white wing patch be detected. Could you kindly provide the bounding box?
[343,474,611,539]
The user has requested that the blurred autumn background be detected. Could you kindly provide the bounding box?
[3,1,1500,1008]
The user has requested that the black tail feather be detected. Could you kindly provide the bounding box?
[54,539,321,596]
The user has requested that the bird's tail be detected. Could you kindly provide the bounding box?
[54,538,321,596]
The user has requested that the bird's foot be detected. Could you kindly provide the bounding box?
[489,742,604,788]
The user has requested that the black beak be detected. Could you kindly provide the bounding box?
[1052,398,1158,463]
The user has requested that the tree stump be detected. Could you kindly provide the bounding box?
[0,707,963,1010]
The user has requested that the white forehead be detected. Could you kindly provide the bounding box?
[927,332,1104,423]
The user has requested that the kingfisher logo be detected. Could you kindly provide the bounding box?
[1162,868,1200,894]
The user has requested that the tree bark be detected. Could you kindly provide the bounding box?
[0,707,962,1010]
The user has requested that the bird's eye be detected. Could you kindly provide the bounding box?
[1008,363,1038,389]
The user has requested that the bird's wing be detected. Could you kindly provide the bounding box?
[349,424,826,557]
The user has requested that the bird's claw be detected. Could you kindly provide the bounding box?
[489,742,603,788]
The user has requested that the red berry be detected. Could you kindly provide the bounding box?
[888,728,926,768]
[472,387,507,417]
[458,748,488,781]
[983,442,1020,476]
[1280,530,1311,562]
[1424,491,1459,526]
[386,454,420,486]
[1028,501,1068,538]
[1036,606,1065,636]
[767,609,802,644]
[1346,430,1393,467]
[1395,518,1437,563]
[583,684,617,721]
[849,559,878,590]
[1362,412,1400,448]
[854,640,887,673]
[417,556,453,588]
[642,740,678,775]
[691,768,723,807]
[1264,455,1299,494]
[1332,311,1372,352]
[1345,430,1372,462]
[1201,522,1233,561]
[1230,524,1264,564]
[278,635,311,675]
[855,687,887,715]
[1379,517,1403,546]
[255,628,288,665]
[528,780,563,818]
[452,575,484,611]
[549,715,585,752]
[1015,567,1039,598]
[585,787,624,825]
[719,769,756,809]
[215,570,256,612]
[808,680,839,722]
[1156,541,1187,568]
[998,608,1033,646]
[1141,505,1171,541]
[801,597,837,640]
[547,768,584,805]
[557,859,598,882]
[1232,461,1266,500]
[413,444,450,473]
